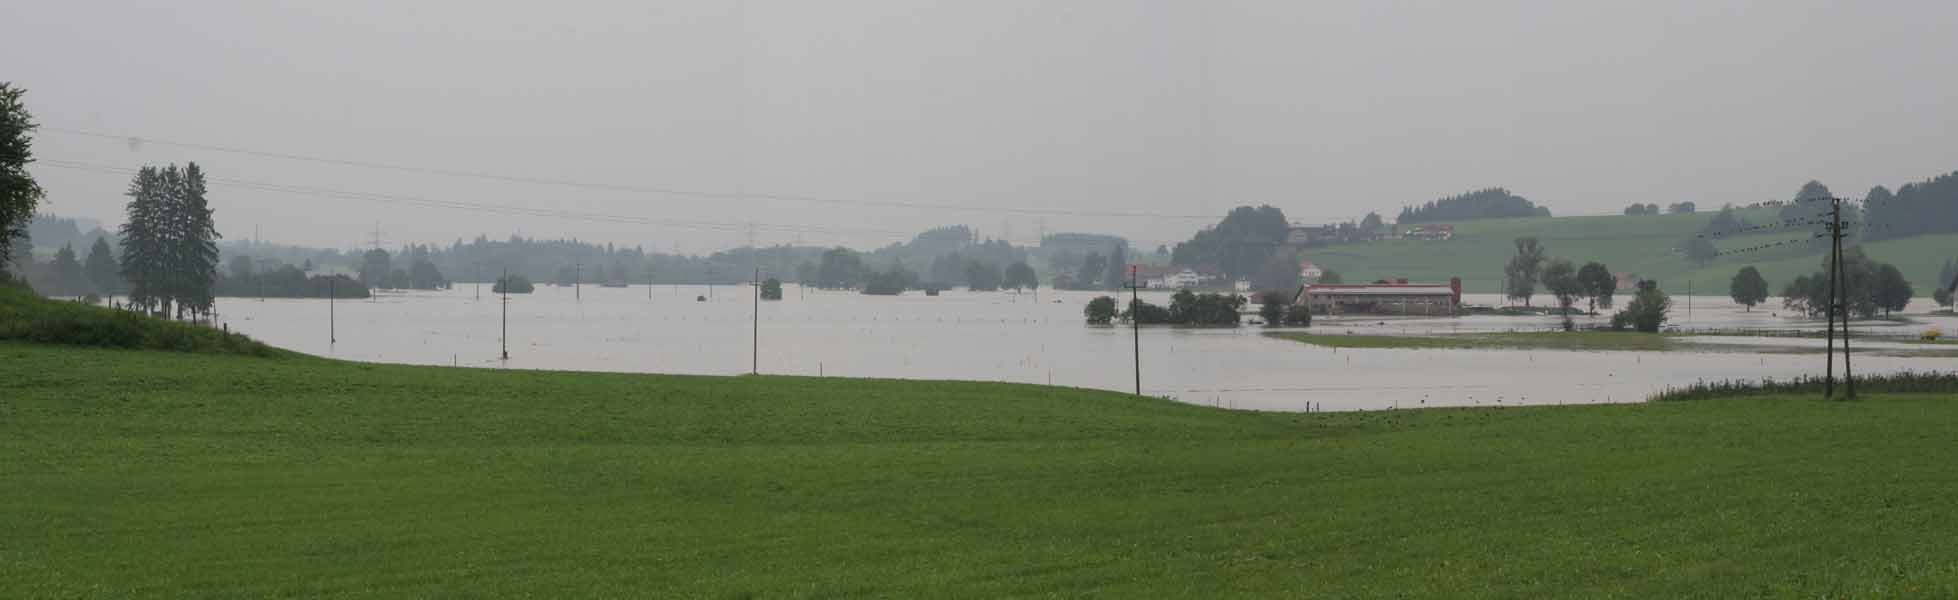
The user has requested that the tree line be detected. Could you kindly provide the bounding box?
[1502,237,1652,331]
[1779,248,1914,319]
[1084,289,1249,326]
[1399,188,1549,223]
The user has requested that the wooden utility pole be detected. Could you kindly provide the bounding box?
[1824,197,1854,399]
[751,268,760,375]
[1129,264,1141,396]
[501,267,510,361]
[328,276,336,345]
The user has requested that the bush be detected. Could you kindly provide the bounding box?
[1283,303,1313,327]
[1613,280,1670,333]
[1257,292,1286,326]
[492,275,535,294]
[1084,296,1117,324]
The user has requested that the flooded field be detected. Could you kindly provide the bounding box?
[210,285,1956,411]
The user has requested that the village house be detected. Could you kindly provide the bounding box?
[1298,260,1325,282]
[1403,224,1454,241]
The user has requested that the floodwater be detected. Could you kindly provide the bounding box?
[210,285,1955,412]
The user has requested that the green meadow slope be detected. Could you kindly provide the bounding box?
[1307,208,1958,297]
[5,339,1958,597]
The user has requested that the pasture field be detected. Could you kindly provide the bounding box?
[5,340,1958,597]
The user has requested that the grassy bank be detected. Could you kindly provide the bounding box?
[0,281,285,356]
[6,342,1958,596]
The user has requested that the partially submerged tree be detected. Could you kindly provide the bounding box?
[1729,266,1769,312]
[1503,237,1545,306]
[1257,291,1286,326]
[1084,296,1117,324]
[1613,280,1671,333]
[1575,262,1616,313]
[1540,259,1582,331]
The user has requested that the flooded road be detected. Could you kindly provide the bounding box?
[210,285,1955,411]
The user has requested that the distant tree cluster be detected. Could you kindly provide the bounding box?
[1172,205,1288,280]
[119,163,221,320]
[1119,289,1248,326]
[214,266,368,299]
[492,274,535,294]
[1623,203,1661,215]
[1777,180,1840,238]
[760,278,783,300]
[1398,188,1549,224]
[1862,171,1958,242]
[861,262,917,295]
[1502,237,1616,320]
[1668,201,1698,214]
[1780,247,1913,318]
[1256,291,1311,328]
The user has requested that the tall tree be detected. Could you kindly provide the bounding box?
[361,249,393,288]
[1103,243,1127,291]
[174,163,221,320]
[1002,261,1037,291]
[0,83,42,278]
[1729,266,1769,312]
[84,236,120,295]
[965,260,1002,291]
[1617,280,1671,333]
[1937,258,1957,309]
[119,167,167,314]
[1873,264,1913,316]
[1074,252,1106,290]
[1503,237,1545,306]
[1682,236,1718,266]
[1575,261,1615,312]
[1540,259,1581,331]
[47,242,85,295]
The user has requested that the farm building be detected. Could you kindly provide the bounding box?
[1403,224,1454,241]
[1302,277,1462,315]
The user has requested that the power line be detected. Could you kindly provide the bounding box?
[43,125,1221,221]
[37,158,957,244]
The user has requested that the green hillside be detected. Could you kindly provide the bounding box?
[1306,208,1957,298]
[7,340,1958,596]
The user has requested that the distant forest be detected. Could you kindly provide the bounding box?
[1398,188,1550,223]
[1862,171,1958,242]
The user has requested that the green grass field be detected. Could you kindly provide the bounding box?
[7,341,1958,597]
[1307,208,1958,297]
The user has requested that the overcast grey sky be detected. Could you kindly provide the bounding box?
[5,1,1956,253]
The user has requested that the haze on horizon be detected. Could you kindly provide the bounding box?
[4,0,1956,254]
